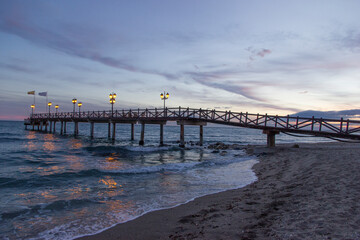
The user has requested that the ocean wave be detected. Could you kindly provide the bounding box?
[1,198,97,220]
[84,144,180,156]
[0,137,25,143]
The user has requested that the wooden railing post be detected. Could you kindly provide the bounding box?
[340,118,343,133]
[346,120,350,133]
[296,116,299,129]
[319,118,323,131]
[311,116,315,131]
[286,115,289,128]
[264,113,267,127]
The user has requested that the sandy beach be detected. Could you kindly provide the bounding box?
[78,142,360,240]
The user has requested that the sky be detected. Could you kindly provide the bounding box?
[1,0,360,120]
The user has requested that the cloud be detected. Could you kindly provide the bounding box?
[184,69,269,102]
[246,47,272,62]
[333,29,360,51]
[0,14,177,80]
[0,62,38,74]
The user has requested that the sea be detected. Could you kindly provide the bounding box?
[0,120,331,239]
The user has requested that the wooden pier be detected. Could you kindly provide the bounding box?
[24,107,360,147]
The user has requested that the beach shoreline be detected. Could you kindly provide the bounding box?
[77,142,360,240]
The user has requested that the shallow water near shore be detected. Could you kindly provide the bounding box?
[0,121,331,239]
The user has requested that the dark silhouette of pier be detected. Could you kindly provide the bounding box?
[24,107,360,147]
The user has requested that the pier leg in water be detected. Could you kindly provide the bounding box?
[53,121,56,133]
[108,122,111,139]
[45,121,48,132]
[112,122,116,141]
[199,125,203,146]
[180,124,185,148]
[131,123,134,141]
[139,123,145,145]
[60,121,63,135]
[90,122,94,139]
[74,122,78,136]
[49,121,52,133]
[160,124,164,146]
[263,130,280,147]
[64,121,67,134]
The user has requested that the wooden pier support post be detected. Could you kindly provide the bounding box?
[53,121,56,133]
[64,121,67,134]
[32,124,35,131]
[139,123,145,145]
[45,121,48,132]
[160,124,164,146]
[60,121,63,135]
[49,121,52,133]
[112,122,116,141]
[108,122,111,139]
[177,120,207,148]
[131,123,135,141]
[263,130,279,147]
[179,124,185,148]
[90,122,94,139]
[74,122,78,136]
[199,125,203,146]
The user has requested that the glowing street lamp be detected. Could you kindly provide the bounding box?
[72,98,77,116]
[160,91,169,109]
[78,102,82,116]
[48,102,52,115]
[55,105,59,115]
[30,104,35,116]
[109,92,116,117]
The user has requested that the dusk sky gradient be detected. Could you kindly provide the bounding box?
[1,0,360,120]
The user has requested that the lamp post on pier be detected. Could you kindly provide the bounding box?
[48,102,52,115]
[72,98,77,116]
[109,93,116,117]
[160,91,169,109]
[78,102,82,116]
[31,104,35,117]
[55,105,59,115]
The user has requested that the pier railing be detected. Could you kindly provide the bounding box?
[28,107,360,140]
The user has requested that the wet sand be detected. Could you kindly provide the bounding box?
[78,142,360,240]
